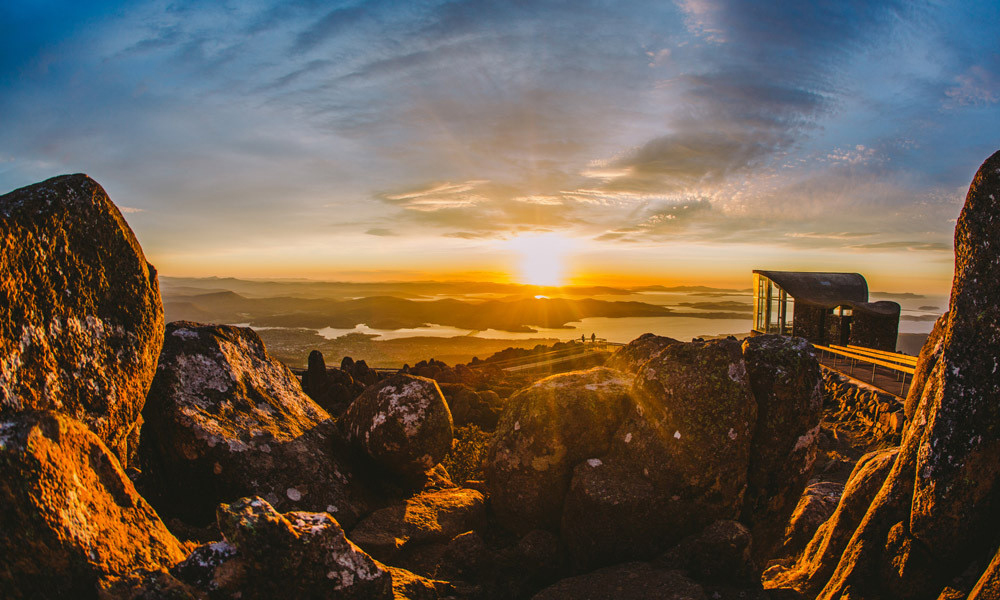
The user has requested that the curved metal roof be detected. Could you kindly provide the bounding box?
[754,270,868,306]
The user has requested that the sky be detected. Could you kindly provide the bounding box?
[1,1,999,293]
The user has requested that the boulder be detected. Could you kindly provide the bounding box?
[348,487,486,563]
[604,333,680,374]
[558,340,757,568]
[205,496,392,599]
[779,482,844,560]
[0,174,164,465]
[340,374,454,479]
[140,322,369,528]
[486,367,632,533]
[532,562,706,600]
[740,334,823,563]
[0,411,185,597]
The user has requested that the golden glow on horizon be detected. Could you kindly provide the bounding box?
[505,233,576,287]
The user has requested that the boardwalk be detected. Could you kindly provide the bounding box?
[816,348,914,399]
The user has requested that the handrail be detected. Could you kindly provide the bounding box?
[814,344,915,375]
[840,344,918,366]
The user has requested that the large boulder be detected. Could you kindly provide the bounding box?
[340,373,454,479]
[604,333,679,374]
[0,411,185,597]
[140,322,369,527]
[166,496,393,599]
[0,174,163,465]
[486,367,632,533]
[804,150,1000,599]
[739,334,824,563]
[562,339,756,567]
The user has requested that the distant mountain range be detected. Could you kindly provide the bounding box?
[163,290,751,333]
[159,278,756,333]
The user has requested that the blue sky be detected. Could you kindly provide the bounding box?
[2,1,998,291]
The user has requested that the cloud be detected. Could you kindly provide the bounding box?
[850,241,951,252]
[945,65,1000,107]
[365,228,397,237]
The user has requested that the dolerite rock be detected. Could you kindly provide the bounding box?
[532,562,706,600]
[486,367,632,533]
[604,333,680,374]
[0,174,163,465]
[798,150,1000,599]
[563,340,755,567]
[212,497,391,599]
[351,359,379,387]
[779,482,844,560]
[349,487,486,563]
[340,373,454,479]
[0,411,185,598]
[904,312,948,421]
[762,447,899,596]
[740,334,823,563]
[439,383,501,430]
[141,322,369,527]
[657,520,756,585]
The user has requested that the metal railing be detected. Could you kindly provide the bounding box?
[814,343,917,396]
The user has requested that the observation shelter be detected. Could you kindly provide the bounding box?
[751,270,901,351]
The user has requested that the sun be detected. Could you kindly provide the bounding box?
[505,233,575,287]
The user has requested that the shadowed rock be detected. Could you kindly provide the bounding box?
[562,339,756,567]
[0,411,185,597]
[486,367,632,534]
[532,562,706,600]
[0,174,164,466]
[740,334,824,563]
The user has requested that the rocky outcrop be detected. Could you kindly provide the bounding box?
[0,411,185,598]
[340,374,454,479]
[0,174,163,465]
[798,149,1000,599]
[301,350,364,415]
[740,334,824,562]
[604,333,679,374]
[140,322,369,527]
[487,367,632,533]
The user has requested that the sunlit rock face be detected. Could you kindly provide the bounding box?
[763,447,899,597]
[0,174,163,466]
[0,411,185,597]
[340,373,454,480]
[486,367,633,534]
[349,487,487,567]
[140,322,369,528]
